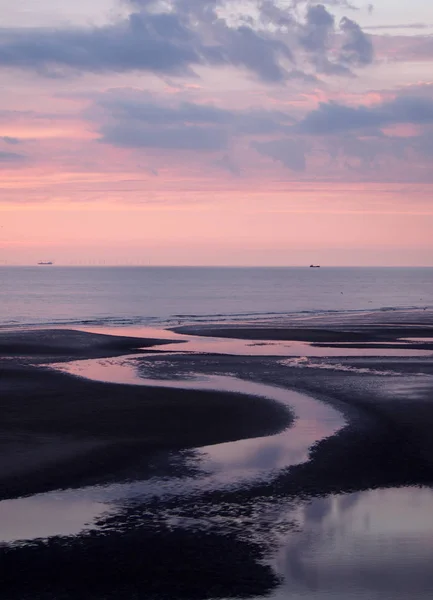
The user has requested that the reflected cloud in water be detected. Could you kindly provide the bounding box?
[0,496,105,544]
[272,487,433,600]
[0,372,343,544]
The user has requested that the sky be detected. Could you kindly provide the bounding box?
[1,0,433,266]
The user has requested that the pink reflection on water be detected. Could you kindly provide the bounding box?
[51,358,344,486]
[272,487,433,600]
[80,325,433,357]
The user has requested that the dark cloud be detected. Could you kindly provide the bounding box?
[213,154,241,175]
[0,0,373,81]
[214,25,293,83]
[259,1,295,28]
[0,1,293,82]
[0,13,201,76]
[328,132,409,170]
[0,151,25,162]
[252,138,307,171]
[298,102,380,134]
[339,17,374,66]
[95,89,433,174]
[297,6,373,76]
[100,122,228,151]
[1,136,20,144]
[299,4,335,53]
[252,128,432,176]
[105,95,295,137]
[89,85,433,179]
[98,95,233,126]
[297,96,433,134]
[286,69,320,83]
[415,133,433,157]
[96,89,295,151]
[234,109,294,135]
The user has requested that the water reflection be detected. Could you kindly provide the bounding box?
[0,495,104,544]
[1,370,343,543]
[270,487,433,600]
[81,325,433,357]
[3,335,433,598]
[50,363,344,486]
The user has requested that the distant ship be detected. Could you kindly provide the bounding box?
[309,264,320,268]
[37,261,54,265]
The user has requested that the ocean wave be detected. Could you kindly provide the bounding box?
[1,304,433,331]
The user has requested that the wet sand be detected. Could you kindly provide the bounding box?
[172,322,433,346]
[0,330,292,500]
[1,325,433,498]
[0,328,179,360]
[1,325,433,599]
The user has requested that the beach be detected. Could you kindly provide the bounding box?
[0,329,293,499]
[2,0,433,589]
[1,312,433,599]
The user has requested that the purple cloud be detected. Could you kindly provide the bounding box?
[96,89,295,151]
[251,138,307,171]
[0,0,373,81]
[297,96,433,134]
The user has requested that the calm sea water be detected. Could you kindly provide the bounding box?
[0,266,432,328]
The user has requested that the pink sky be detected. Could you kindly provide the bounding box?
[1,0,433,265]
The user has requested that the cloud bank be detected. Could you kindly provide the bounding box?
[92,87,433,177]
[0,1,374,81]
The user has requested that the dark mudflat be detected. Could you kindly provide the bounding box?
[0,356,292,500]
[0,328,177,360]
[1,524,279,600]
[172,324,433,344]
[1,325,433,600]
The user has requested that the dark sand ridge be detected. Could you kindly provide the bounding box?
[1,524,280,600]
[0,328,179,360]
[171,323,433,346]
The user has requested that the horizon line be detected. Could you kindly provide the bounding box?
[1,264,432,269]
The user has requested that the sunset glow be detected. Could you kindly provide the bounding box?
[1,0,433,265]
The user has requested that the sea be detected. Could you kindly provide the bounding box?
[1,266,432,328]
